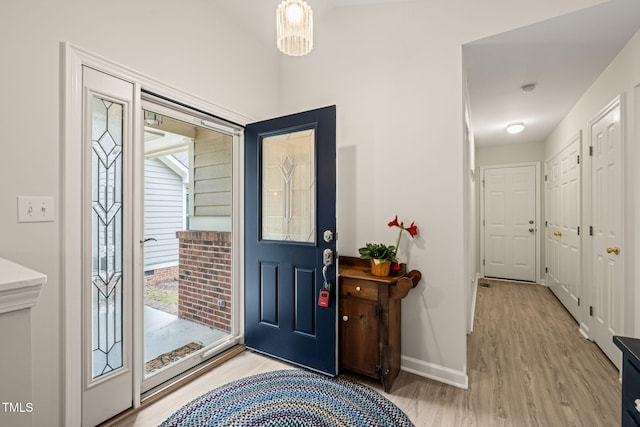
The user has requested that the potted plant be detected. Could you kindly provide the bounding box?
[358,243,396,276]
[359,215,419,276]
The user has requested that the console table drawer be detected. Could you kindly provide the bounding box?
[340,279,378,301]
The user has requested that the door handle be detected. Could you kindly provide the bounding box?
[323,248,334,266]
[529,228,535,233]
[606,246,620,255]
[553,231,562,237]
[140,237,157,244]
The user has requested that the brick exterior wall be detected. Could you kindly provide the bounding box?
[176,231,232,332]
[144,265,179,286]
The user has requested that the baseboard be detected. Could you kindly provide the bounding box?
[538,278,547,287]
[401,355,469,390]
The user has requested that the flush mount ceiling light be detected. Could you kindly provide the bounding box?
[277,0,313,56]
[520,83,537,93]
[506,122,525,134]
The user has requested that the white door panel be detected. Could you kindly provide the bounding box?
[483,165,536,282]
[589,97,623,369]
[546,133,582,322]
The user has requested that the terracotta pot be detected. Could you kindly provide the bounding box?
[370,259,391,276]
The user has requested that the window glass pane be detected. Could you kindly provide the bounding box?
[261,129,315,243]
[91,96,124,379]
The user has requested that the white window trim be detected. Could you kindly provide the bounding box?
[61,42,250,425]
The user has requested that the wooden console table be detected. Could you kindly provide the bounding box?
[338,256,421,392]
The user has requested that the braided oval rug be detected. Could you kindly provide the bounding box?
[160,369,414,427]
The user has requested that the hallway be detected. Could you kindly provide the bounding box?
[113,280,621,426]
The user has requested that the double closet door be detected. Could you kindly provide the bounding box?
[546,133,581,322]
[545,95,624,370]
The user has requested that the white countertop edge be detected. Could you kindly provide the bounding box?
[0,258,47,313]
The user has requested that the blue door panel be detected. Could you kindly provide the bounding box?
[259,262,279,326]
[294,267,316,335]
[245,106,337,375]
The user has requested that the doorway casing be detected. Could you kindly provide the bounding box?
[479,162,542,284]
[61,42,249,425]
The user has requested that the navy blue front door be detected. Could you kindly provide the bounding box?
[245,106,337,375]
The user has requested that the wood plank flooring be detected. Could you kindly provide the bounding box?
[113,281,621,426]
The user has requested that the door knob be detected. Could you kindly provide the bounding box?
[554,231,562,237]
[529,228,535,233]
[342,316,349,322]
[606,246,620,255]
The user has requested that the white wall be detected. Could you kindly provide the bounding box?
[544,28,640,336]
[0,0,610,424]
[0,1,279,425]
[278,0,604,385]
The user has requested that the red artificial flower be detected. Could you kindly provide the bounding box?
[388,215,419,260]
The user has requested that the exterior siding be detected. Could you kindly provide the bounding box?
[144,157,184,270]
[191,129,232,230]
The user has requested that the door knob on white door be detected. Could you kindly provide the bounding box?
[606,246,620,255]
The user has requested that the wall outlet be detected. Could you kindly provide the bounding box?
[17,196,55,223]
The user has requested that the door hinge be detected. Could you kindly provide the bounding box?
[375,306,383,317]
[483,219,485,226]
[589,146,594,156]
[589,306,593,316]
[589,226,593,236]
[578,297,581,307]
[544,174,548,182]
[577,155,580,164]
[483,259,485,266]
[577,226,580,235]
[545,267,548,274]
[545,221,548,227]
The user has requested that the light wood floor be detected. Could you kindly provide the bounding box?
[113,281,621,426]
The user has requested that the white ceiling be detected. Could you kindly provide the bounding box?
[212,0,640,148]
[464,0,640,147]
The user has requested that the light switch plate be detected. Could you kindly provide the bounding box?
[17,196,55,223]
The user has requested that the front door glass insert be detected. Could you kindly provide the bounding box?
[261,129,316,243]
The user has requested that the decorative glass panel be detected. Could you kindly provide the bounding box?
[262,129,315,242]
[91,96,124,379]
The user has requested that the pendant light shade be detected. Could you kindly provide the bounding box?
[277,0,313,56]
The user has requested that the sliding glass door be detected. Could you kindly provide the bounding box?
[139,102,241,393]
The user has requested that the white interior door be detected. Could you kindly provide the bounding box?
[483,165,537,282]
[589,96,624,369]
[82,66,134,426]
[546,134,581,321]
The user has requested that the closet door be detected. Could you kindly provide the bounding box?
[589,96,624,369]
[547,133,581,322]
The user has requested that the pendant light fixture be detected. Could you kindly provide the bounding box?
[277,0,313,56]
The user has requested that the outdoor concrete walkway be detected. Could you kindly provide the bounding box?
[144,305,228,362]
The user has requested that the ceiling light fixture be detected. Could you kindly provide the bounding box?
[506,122,525,134]
[277,0,313,56]
[520,83,537,93]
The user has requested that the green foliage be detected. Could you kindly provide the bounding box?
[358,243,397,262]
